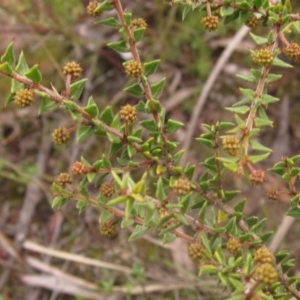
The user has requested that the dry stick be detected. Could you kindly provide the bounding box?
[269,216,295,253]
[181,25,250,167]
[23,240,132,274]
[0,130,51,290]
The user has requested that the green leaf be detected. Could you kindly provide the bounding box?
[128,225,149,241]
[248,152,271,163]
[125,198,134,219]
[283,0,292,13]
[15,51,29,74]
[0,62,12,74]
[182,6,191,21]
[159,222,181,235]
[225,106,250,114]
[267,73,282,84]
[196,138,214,149]
[76,200,88,213]
[133,27,146,42]
[217,157,239,164]
[254,117,273,127]
[126,135,141,143]
[84,96,99,118]
[214,244,226,265]
[109,143,123,156]
[123,12,132,26]
[253,0,263,8]
[220,6,235,17]
[286,207,300,218]
[95,17,120,27]
[223,10,240,25]
[166,119,184,134]
[199,265,218,276]
[38,95,56,114]
[260,231,273,243]
[5,93,15,106]
[52,196,68,209]
[76,125,94,143]
[268,167,285,176]
[234,199,246,214]
[1,42,15,68]
[236,73,256,83]
[225,217,236,233]
[261,94,279,104]
[123,83,144,97]
[228,276,244,291]
[218,122,235,131]
[155,177,166,200]
[107,40,129,53]
[275,250,290,264]
[272,57,293,68]
[174,149,185,165]
[102,153,112,168]
[162,233,176,244]
[100,106,114,125]
[201,233,212,257]
[166,141,179,152]
[70,79,87,100]
[144,59,161,76]
[107,196,128,206]
[250,140,272,152]
[224,190,240,202]
[249,33,268,45]
[24,64,42,83]
[140,119,157,132]
[199,201,207,223]
[121,218,134,228]
[251,218,266,233]
[239,88,255,99]
[95,1,114,11]
[151,77,166,98]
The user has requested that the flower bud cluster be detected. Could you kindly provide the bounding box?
[201,16,219,31]
[222,136,240,156]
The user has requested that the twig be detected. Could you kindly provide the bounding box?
[181,25,250,166]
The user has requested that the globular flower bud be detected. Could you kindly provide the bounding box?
[254,263,278,286]
[52,127,71,145]
[226,237,242,255]
[63,61,83,78]
[222,136,240,156]
[251,49,274,67]
[99,221,117,237]
[57,173,72,186]
[100,182,115,197]
[267,189,278,201]
[130,18,148,28]
[124,60,143,78]
[188,243,204,260]
[14,89,34,108]
[119,104,137,123]
[250,169,265,185]
[86,0,102,17]
[71,161,89,175]
[284,43,300,60]
[172,178,191,196]
[254,248,273,264]
[201,16,219,31]
[158,207,169,220]
[245,14,258,29]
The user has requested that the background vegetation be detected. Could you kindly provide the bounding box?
[1,0,300,299]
